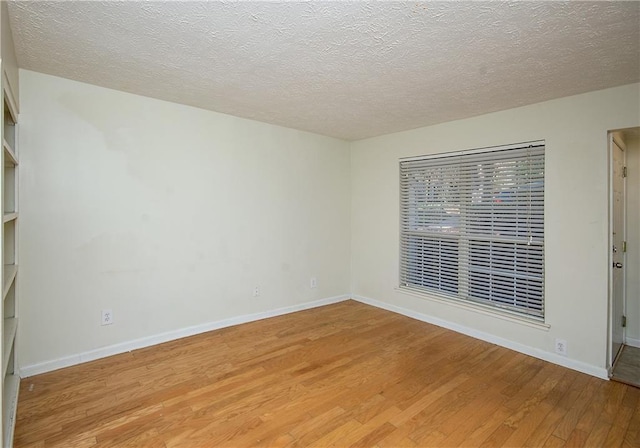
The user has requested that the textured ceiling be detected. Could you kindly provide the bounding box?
[7,1,640,141]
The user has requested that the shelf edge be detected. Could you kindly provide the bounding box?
[3,139,17,165]
[2,264,16,300]
[2,212,17,223]
[2,317,17,378]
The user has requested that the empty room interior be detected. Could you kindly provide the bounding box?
[0,1,639,447]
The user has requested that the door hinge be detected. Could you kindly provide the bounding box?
[623,241,627,253]
[623,166,627,177]
[622,315,627,328]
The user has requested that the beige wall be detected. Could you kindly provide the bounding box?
[351,83,640,377]
[18,70,351,370]
[625,134,640,346]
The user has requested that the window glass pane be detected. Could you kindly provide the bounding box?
[402,235,458,294]
[405,165,460,234]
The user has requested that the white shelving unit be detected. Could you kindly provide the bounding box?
[0,3,20,445]
[1,80,18,447]
[0,3,21,444]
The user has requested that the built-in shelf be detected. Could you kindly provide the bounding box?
[2,17,20,447]
[2,317,16,377]
[3,140,16,166]
[2,264,16,300]
[3,373,19,447]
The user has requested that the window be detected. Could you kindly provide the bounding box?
[400,142,545,319]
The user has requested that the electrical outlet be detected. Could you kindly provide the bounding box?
[253,286,260,297]
[101,309,113,326]
[555,338,567,356]
[310,277,317,289]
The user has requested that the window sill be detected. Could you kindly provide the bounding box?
[395,286,551,331]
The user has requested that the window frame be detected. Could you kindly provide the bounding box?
[399,141,545,321]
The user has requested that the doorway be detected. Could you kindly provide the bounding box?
[610,132,625,366]
[609,127,640,385]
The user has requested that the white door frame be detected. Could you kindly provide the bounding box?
[608,131,627,372]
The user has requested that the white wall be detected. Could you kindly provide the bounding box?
[625,135,640,347]
[17,69,640,378]
[351,83,640,377]
[18,70,351,370]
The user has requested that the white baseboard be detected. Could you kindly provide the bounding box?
[351,294,609,380]
[626,337,640,348]
[20,293,612,380]
[20,295,350,378]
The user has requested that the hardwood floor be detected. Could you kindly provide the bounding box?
[612,346,640,389]
[14,300,640,447]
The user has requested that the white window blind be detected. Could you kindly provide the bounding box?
[400,142,545,319]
